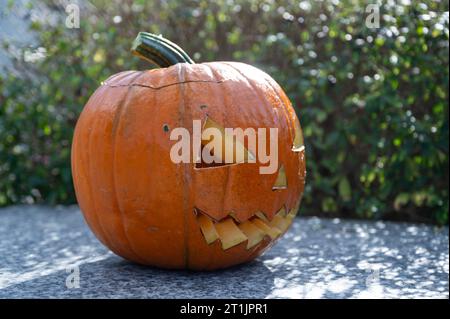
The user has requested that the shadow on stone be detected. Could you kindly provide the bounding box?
[0,255,276,298]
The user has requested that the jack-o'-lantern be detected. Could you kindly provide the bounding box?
[71,32,306,270]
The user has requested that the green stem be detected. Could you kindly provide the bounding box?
[131,32,195,68]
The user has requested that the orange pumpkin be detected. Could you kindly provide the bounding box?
[71,32,306,270]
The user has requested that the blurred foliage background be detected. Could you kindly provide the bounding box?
[0,0,448,224]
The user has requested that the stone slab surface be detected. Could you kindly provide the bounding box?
[0,206,448,298]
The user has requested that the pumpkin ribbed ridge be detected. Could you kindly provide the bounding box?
[110,72,151,264]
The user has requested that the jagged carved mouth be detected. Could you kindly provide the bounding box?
[193,107,304,251]
[195,205,298,250]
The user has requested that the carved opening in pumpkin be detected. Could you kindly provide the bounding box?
[229,212,241,223]
[197,213,220,244]
[287,197,302,220]
[195,117,255,169]
[268,207,291,233]
[251,217,281,239]
[238,220,266,249]
[292,119,305,152]
[255,211,269,222]
[272,165,287,190]
[215,218,248,250]
[195,206,295,250]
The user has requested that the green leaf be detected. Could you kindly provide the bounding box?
[338,177,352,202]
[394,193,410,211]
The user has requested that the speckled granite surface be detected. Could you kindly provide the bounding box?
[0,205,448,298]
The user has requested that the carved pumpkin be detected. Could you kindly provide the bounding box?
[71,32,306,270]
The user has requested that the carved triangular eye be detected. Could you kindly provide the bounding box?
[272,165,287,190]
[292,119,305,152]
[196,117,254,168]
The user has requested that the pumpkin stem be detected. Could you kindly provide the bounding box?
[131,32,195,67]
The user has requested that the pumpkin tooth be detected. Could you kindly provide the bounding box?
[286,211,296,220]
[197,214,219,244]
[238,220,266,249]
[215,218,248,250]
[287,198,301,220]
[255,211,269,223]
[251,218,281,239]
[269,214,291,233]
[286,200,300,219]
[277,207,287,217]
[272,165,287,190]
[229,212,241,223]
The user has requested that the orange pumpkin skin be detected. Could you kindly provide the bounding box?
[71,61,306,270]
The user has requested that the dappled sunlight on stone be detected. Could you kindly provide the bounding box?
[263,215,448,298]
[327,278,357,294]
[0,206,448,298]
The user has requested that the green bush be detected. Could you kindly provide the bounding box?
[0,0,448,224]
